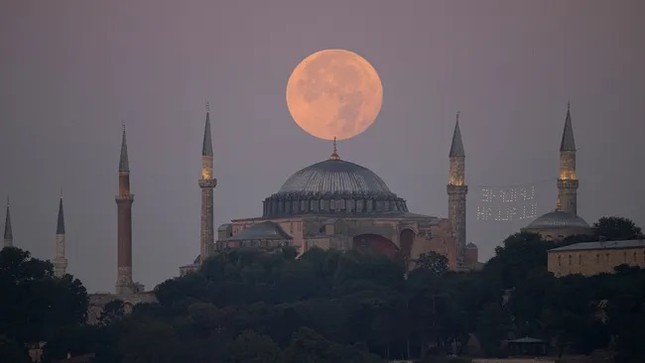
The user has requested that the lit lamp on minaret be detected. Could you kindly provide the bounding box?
[54,193,68,277]
[199,103,217,264]
[115,125,135,295]
[557,102,578,215]
[447,112,467,268]
[3,198,12,248]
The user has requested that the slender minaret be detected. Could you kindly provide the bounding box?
[557,102,578,215]
[3,198,12,248]
[447,112,467,268]
[54,194,68,277]
[199,104,217,263]
[115,125,135,295]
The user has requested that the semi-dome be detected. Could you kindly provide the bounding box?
[526,210,590,229]
[263,148,408,218]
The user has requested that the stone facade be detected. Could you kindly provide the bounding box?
[218,213,459,269]
[548,240,645,277]
[557,178,578,216]
[447,185,467,266]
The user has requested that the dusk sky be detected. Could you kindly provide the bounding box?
[1,0,643,292]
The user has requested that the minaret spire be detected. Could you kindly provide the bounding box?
[199,104,217,264]
[116,125,135,295]
[119,122,129,172]
[447,112,468,270]
[202,106,213,157]
[449,112,465,157]
[330,137,340,160]
[54,195,68,277]
[557,102,579,214]
[560,102,576,152]
[4,197,12,248]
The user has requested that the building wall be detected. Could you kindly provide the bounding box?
[225,215,463,270]
[548,247,645,277]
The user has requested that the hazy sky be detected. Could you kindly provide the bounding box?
[1,0,644,293]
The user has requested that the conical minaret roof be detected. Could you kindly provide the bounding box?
[560,103,576,152]
[449,113,465,157]
[119,125,130,172]
[56,196,65,235]
[4,201,12,240]
[202,111,213,156]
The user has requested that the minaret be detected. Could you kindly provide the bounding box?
[3,198,12,248]
[115,125,135,295]
[557,102,578,215]
[54,194,68,277]
[199,104,217,264]
[447,112,467,268]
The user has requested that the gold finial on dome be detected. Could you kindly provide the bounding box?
[330,137,340,160]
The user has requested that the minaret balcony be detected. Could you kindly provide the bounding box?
[199,178,217,188]
[115,194,134,202]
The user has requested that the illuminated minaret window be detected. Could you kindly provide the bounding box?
[447,112,467,268]
[557,102,579,215]
[54,194,68,277]
[3,198,12,248]
[199,104,217,263]
[115,125,135,295]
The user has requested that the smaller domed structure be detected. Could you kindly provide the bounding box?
[523,210,592,241]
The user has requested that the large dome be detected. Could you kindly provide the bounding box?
[278,159,392,195]
[263,156,408,218]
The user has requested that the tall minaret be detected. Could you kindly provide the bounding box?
[447,112,467,268]
[557,102,578,215]
[199,105,216,263]
[3,199,12,248]
[54,194,68,277]
[115,125,135,295]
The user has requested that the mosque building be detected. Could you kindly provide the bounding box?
[522,104,593,240]
[1,102,599,321]
[180,110,479,274]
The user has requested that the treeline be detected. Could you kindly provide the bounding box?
[1,216,644,362]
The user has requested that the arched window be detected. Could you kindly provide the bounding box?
[568,255,572,265]
[558,255,562,266]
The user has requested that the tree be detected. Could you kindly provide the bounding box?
[0,335,30,363]
[0,247,88,343]
[118,319,178,363]
[414,252,449,275]
[593,216,643,241]
[99,299,125,326]
[227,330,282,363]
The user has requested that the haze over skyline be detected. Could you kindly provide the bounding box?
[1,0,644,292]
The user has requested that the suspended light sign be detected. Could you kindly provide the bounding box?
[475,185,538,222]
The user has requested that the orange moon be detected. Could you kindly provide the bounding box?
[286,49,383,141]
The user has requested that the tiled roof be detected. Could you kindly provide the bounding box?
[549,239,645,252]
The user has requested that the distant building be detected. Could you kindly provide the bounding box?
[180,112,479,273]
[523,103,593,240]
[548,239,645,277]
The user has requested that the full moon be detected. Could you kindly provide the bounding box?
[286,49,383,141]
